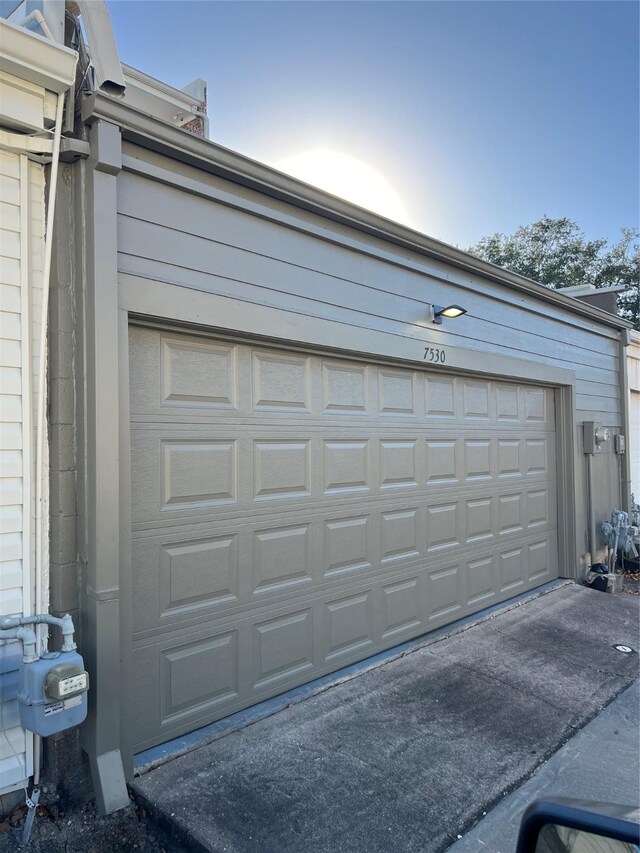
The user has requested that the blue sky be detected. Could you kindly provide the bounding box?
[105,0,638,248]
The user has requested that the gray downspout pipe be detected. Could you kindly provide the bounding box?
[618,329,632,514]
[586,452,597,568]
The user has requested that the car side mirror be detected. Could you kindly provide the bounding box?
[516,799,640,853]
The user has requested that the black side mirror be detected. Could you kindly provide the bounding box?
[516,799,640,853]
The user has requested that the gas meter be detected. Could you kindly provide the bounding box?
[601,510,639,565]
[18,650,89,736]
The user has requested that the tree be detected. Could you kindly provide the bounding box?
[467,217,639,330]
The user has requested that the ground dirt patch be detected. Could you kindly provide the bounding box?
[0,795,186,853]
[622,567,640,596]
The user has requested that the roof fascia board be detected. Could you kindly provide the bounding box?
[82,91,632,333]
[121,63,203,110]
[0,19,77,94]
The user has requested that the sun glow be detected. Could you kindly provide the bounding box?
[276,148,412,227]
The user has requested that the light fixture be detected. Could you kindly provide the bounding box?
[433,304,467,324]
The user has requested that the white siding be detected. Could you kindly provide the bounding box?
[0,149,45,795]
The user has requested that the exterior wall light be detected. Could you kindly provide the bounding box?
[433,304,467,324]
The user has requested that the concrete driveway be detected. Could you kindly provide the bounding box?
[132,584,639,853]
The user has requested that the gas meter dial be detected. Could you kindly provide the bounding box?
[45,663,89,700]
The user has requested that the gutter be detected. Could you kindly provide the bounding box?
[81,90,632,334]
[0,19,77,93]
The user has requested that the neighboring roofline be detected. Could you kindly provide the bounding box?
[81,90,632,333]
[0,18,77,93]
[118,63,207,131]
[121,63,204,110]
[563,284,628,296]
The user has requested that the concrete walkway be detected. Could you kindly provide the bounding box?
[448,680,639,853]
[132,585,639,853]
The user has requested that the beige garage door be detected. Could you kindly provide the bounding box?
[128,325,558,752]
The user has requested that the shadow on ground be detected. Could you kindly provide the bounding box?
[130,584,639,853]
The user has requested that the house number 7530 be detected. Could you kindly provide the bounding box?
[424,347,446,364]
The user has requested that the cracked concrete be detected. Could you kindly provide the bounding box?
[132,584,639,853]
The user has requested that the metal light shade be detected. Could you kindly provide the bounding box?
[433,304,467,324]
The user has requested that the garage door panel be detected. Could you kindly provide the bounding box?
[253,522,313,594]
[128,327,559,752]
[427,562,466,623]
[131,430,555,527]
[130,329,556,430]
[251,349,311,412]
[466,553,498,607]
[525,437,554,477]
[497,438,522,479]
[254,439,312,501]
[322,439,372,494]
[130,326,241,414]
[160,629,240,724]
[130,485,555,614]
[499,546,526,593]
[381,576,422,640]
[323,591,375,663]
[378,368,419,416]
[529,530,557,582]
[252,608,315,690]
[424,376,458,419]
[130,531,558,751]
[463,379,492,420]
[526,485,556,531]
[132,521,556,641]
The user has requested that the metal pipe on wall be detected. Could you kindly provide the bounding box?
[586,452,597,568]
[618,330,632,514]
[33,89,66,787]
[35,89,65,647]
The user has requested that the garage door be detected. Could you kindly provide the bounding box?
[128,326,558,751]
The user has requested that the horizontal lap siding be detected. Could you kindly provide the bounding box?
[116,148,623,575]
[117,166,620,428]
[0,151,41,794]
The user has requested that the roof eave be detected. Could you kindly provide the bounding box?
[0,19,77,94]
[82,91,633,333]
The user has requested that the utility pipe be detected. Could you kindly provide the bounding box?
[17,10,54,40]
[31,88,66,789]
[586,453,597,568]
[35,90,66,655]
[618,331,632,515]
[0,614,76,652]
[0,627,38,664]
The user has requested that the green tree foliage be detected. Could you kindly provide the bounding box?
[467,217,639,329]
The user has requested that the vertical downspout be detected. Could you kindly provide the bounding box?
[35,90,65,632]
[586,452,597,567]
[618,329,632,514]
[19,153,35,784]
[33,90,66,786]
